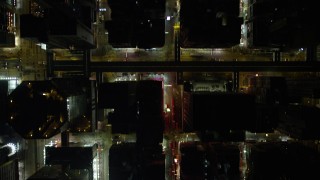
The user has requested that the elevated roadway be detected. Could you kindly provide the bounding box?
[53,60,320,72]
